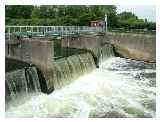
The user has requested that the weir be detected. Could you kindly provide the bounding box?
[6,66,41,103]
[5,43,115,104]
[6,31,154,97]
[5,31,156,118]
[53,53,96,89]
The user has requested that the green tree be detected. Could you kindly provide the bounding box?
[118,11,138,20]
[6,5,34,19]
[31,6,40,18]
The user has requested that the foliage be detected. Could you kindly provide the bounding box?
[5,5,156,30]
[6,5,117,27]
[116,11,156,30]
[118,11,138,20]
[5,5,34,19]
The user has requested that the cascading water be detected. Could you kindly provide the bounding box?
[5,66,41,109]
[99,44,115,64]
[91,43,115,66]
[5,45,156,118]
[53,53,96,89]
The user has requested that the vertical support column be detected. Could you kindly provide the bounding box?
[61,26,63,35]
[31,26,33,33]
[53,26,56,33]
[105,14,107,32]
[13,27,15,33]
[8,27,11,41]
[37,26,38,33]
[26,26,27,33]
[20,26,22,33]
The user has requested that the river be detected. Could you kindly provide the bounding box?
[6,57,156,118]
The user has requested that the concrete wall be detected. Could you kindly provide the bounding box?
[6,38,55,93]
[62,33,105,50]
[106,32,156,62]
[62,33,108,66]
[6,38,54,65]
[62,32,156,62]
[5,57,30,72]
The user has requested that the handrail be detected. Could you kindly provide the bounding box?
[5,26,104,40]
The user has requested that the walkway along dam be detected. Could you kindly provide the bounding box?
[5,31,156,118]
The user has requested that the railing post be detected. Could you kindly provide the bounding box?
[105,14,107,32]
[31,26,33,33]
[8,26,11,40]
[20,26,21,33]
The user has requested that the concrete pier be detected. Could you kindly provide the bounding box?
[6,37,55,93]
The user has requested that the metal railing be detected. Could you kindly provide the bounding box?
[108,28,156,35]
[5,26,104,40]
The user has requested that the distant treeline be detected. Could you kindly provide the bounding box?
[5,5,156,30]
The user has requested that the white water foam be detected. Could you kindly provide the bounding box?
[6,57,156,118]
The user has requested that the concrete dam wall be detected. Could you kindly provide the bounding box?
[61,33,114,66]
[62,33,105,50]
[106,32,156,62]
[62,32,156,62]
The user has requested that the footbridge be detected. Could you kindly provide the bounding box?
[5,26,104,40]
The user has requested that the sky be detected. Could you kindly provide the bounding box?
[116,5,156,22]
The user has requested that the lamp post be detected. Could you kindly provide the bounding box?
[104,14,107,32]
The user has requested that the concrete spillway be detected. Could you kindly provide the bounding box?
[6,67,41,104]
[5,44,115,103]
[6,42,115,91]
[53,53,96,89]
